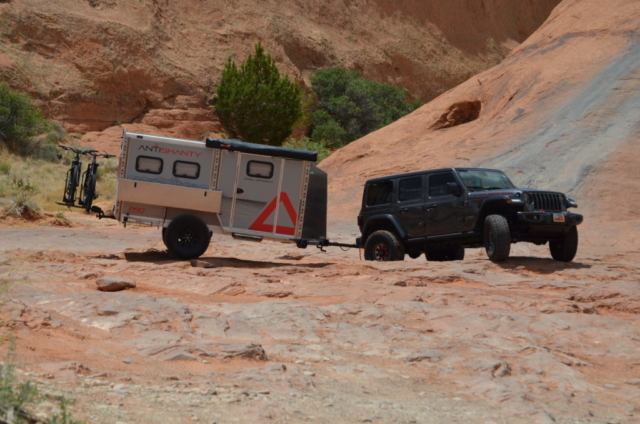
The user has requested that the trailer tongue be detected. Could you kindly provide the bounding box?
[102,131,355,259]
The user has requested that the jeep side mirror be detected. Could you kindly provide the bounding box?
[446,182,462,196]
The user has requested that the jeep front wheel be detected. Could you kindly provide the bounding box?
[549,226,578,262]
[484,214,511,262]
[364,230,405,261]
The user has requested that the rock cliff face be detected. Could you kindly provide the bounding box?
[0,0,559,135]
[321,0,640,248]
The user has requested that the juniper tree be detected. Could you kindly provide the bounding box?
[216,43,303,146]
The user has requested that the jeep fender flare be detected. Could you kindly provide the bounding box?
[475,199,519,232]
[361,214,408,241]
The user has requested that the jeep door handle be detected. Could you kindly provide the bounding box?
[399,208,409,214]
[426,204,438,211]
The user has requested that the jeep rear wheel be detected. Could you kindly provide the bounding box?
[549,226,578,262]
[364,230,405,261]
[484,214,511,262]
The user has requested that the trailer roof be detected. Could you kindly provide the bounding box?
[206,138,317,162]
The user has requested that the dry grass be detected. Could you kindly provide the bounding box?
[0,149,118,215]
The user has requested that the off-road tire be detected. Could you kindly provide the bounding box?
[364,230,405,261]
[164,215,211,260]
[484,214,511,262]
[426,247,465,261]
[549,226,578,262]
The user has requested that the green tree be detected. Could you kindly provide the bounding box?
[0,82,49,155]
[310,68,420,147]
[216,43,303,146]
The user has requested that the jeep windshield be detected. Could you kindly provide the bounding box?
[457,169,515,191]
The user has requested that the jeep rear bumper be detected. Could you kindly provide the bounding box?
[516,211,583,226]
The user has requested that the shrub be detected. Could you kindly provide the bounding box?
[0,339,82,424]
[310,68,421,147]
[0,83,65,161]
[215,42,304,146]
[1,178,40,219]
[282,136,331,163]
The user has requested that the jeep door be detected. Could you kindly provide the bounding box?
[396,175,425,237]
[424,171,464,236]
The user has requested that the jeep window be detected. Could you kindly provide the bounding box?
[457,169,515,191]
[136,156,163,174]
[398,177,422,202]
[429,173,458,197]
[366,181,393,206]
[247,161,274,179]
[173,161,200,179]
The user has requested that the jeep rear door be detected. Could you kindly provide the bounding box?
[424,171,465,236]
[396,175,426,237]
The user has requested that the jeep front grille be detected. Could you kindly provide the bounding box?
[530,192,565,212]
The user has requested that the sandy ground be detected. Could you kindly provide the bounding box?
[0,212,639,424]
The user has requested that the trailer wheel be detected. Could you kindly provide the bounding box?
[164,215,211,260]
[364,230,405,261]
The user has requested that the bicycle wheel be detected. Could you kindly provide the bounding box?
[82,173,97,212]
[64,166,80,204]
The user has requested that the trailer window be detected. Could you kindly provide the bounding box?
[136,156,163,174]
[366,181,393,206]
[173,161,200,179]
[247,161,274,179]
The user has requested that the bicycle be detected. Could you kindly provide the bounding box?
[78,151,115,212]
[57,145,97,206]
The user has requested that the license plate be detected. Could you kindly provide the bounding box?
[553,213,565,223]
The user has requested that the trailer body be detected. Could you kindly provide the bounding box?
[115,131,326,258]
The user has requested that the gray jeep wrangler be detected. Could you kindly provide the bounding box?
[356,168,583,262]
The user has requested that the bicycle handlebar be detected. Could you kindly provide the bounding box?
[58,145,98,155]
[85,151,116,159]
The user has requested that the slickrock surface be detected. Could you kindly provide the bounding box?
[1,218,639,423]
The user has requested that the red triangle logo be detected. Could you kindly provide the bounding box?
[248,192,297,235]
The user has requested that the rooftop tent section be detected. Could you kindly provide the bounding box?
[205,138,317,162]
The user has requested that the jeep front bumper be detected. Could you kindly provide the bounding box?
[517,211,583,226]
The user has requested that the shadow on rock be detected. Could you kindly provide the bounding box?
[120,250,333,269]
[123,249,181,263]
[191,257,333,269]
[494,256,591,273]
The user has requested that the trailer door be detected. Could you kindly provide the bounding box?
[231,153,284,233]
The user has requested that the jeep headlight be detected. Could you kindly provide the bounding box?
[522,193,532,205]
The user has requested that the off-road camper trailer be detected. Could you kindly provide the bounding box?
[114,131,327,259]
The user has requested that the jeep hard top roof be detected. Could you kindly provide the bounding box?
[364,167,504,184]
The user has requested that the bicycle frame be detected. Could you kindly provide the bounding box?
[79,151,115,212]
[57,146,98,208]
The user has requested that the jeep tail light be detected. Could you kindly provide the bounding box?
[357,214,363,228]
